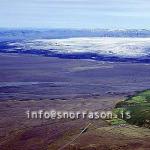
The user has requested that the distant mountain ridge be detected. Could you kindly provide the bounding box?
[0,29,150,41]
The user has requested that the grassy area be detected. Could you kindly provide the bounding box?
[114,90,150,128]
[107,118,127,126]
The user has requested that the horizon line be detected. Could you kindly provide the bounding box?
[0,27,150,31]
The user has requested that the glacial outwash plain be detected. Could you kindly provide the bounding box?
[0,29,150,150]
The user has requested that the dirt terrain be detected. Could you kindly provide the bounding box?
[0,53,150,100]
[0,98,150,150]
[0,54,150,150]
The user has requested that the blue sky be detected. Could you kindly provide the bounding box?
[0,0,150,29]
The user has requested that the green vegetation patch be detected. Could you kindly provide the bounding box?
[115,90,150,128]
[108,118,127,126]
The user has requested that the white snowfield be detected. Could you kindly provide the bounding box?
[10,37,150,58]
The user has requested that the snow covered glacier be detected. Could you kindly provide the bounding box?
[0,29,150,62]
[31,37,150,58]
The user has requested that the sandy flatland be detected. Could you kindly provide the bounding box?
[0,54,150,150]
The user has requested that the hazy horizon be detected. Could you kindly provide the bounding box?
[0,0,150,29]
[0,27,150,30]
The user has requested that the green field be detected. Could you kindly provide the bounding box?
[114,90,150,128]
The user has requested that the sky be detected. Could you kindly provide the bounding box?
[0,0,150,29]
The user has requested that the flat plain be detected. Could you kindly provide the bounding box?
[0,53,150,150]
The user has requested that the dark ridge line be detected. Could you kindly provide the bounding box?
[0,50,150,63]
